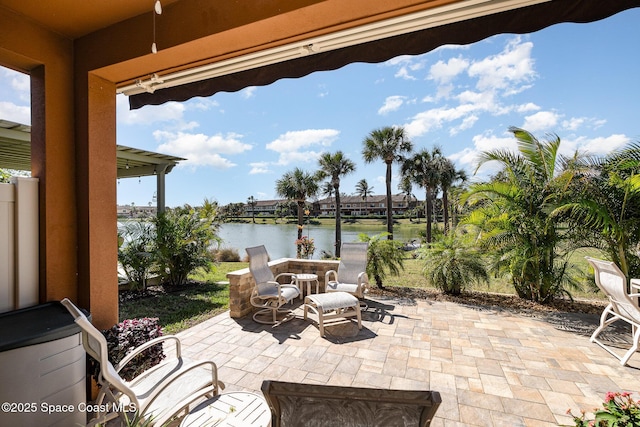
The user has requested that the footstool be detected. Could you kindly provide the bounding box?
[303,291,362,337]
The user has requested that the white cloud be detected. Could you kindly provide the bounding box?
[266,129,340,166]
[117,95,185,125]
[249,162,270,174]
[428,56,469,84]
[521,111,560,133]
[241,86,257,99]
[516,103,540,113]
[386,55,425,80]
[154,131,252,169]
[0,101,30,124]
[468,36,536,94]
[188,98,220,111]
[378,96,405,115]
[579,134,630,156]
[404,104,477,138]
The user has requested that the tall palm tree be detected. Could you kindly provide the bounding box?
[355,179,374,215]
[363,126,413,239]
[275,168,319,256]
[401,147,442,244]
[437,159,467,234]
[247,195,257,223]
[398,176,417,223]
[317,151,356,257]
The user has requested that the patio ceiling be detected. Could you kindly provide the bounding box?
[0,119,184,179]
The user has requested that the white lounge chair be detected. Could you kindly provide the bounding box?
[61,298,224,426]
[325,242,369,307]
[585,257,640,366]
[246,245,300,324]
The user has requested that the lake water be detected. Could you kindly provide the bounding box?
[217,222,420,259]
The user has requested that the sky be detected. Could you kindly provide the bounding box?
[1,8,639,208]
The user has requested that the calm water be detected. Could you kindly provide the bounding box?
[217,222,420,259]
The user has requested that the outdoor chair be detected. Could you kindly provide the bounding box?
[325,242,369,307]
[246,245,300,324]
[585,257,640,365]
[61,298,224,427]
[261,380,442,427]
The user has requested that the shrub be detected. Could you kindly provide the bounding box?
[213,248,241,262]
[118,221,156,291]
[90,318,165,382]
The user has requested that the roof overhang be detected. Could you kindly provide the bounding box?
[0,120,184,178]
[126,0,640,109]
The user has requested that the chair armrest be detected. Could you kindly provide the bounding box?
[325,270,338,283]
[275,272,296,285]
[115,335,182,373]
[631,278,640,291]
[357,271,369,287]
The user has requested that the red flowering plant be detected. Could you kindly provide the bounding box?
[568,391,640,426]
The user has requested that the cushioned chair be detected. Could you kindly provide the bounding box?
[246,245,300,325]
[325,242,369,306]
[61,298,224,427]
[585,257,640,365]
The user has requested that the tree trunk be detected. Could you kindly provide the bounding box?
[335,184,342,257]
[442,187,449,235]
[297,200,304,257]
[426,187,433,244]
[385,161,393,240]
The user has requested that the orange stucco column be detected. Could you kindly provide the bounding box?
[75,73,118,330]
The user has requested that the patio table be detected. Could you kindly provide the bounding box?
[180,391,270,427]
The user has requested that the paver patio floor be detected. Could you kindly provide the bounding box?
[176,295,640,426]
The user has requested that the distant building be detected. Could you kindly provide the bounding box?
[244,199,282,216]
[117,204,157,218]
[316,194,417,216]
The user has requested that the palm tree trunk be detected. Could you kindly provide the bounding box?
[335,185,342,257]
[426,187,433,244]
[385,161,393,240]
[297,200,304,257]
[442,188,450,235]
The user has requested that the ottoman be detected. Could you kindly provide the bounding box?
[303,291,362,337]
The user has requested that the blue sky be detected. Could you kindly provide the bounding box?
[1,8,639,207]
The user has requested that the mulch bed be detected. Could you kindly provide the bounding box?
[367,286,607,316]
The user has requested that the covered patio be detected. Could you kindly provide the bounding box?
[176,294,639,426]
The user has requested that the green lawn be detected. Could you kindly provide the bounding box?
[119,255,605,334]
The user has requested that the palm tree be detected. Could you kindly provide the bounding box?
[275,168,319,257]
[317,151,356,257]
[363,126,413,239]
[398,177,418,223]
[355,179,374,215]
[247,195,257,223]
[462,127,579,303]
[401,147,442,244]
[358,232,405,289]
[553,142,640,281]
[437,159,467,234]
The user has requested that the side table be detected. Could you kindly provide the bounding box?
[180,391,271,427]
[295,273,319,300]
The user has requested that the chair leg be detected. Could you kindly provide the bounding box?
[621,323,640,366]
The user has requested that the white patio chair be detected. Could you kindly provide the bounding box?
[325,242,369,307]
[246,245,300,324]
[61,298,224,427]
[585,257,640,366]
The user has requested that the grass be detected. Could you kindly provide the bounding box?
[120,254,606,334]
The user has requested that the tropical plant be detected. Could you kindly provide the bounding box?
[118,221,156,291]
[152,204,220,287]
[552,141,640,281]
[462,127,581,303]
[401,146,443,244]
[0,168,10,183]
[419,231,488,295]
[438,159,467,234]
[355,178,374,208]
[317,151,356,257]
[358,232,405,288]
[275,168,319,257]
[294,236,316,259]
[363,126,413,239]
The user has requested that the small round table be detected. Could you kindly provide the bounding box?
[180,391,271,427]
[295,273,319,299]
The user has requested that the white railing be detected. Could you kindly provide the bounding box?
[0,177,39,313]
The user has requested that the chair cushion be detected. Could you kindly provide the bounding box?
[307,292,358,312]
[326,282,359,295]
